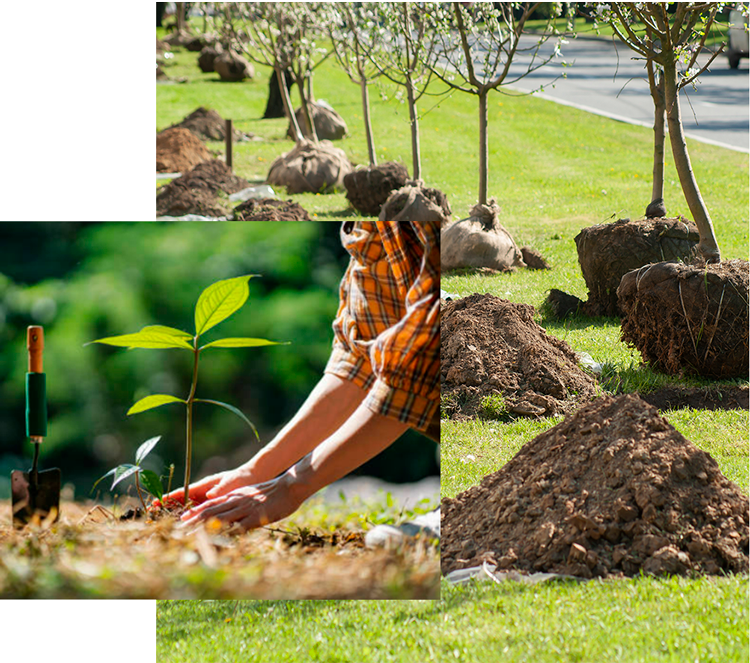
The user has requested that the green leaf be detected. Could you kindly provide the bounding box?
[135,435,162,465]
[200,337,286,351]
[92,467,118,492]
[111,464,139,490]
[139,470,163,501]
[128,395,185,416]
[88,327,193,350]
[140,325,193,339]
[195,398,259,441]
[194,275,257,337]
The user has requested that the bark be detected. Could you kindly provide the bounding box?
[277,67,303,143]
[663,61,721,263]
[176,2,186,33]
[406,75,422,181]
[361,79,377,167]
[478,89,489,206]
[650,73,666,202]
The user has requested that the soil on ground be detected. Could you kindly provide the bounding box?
[156,159,250,217]
[442,393,749,578]
[233,198,311,221]
[166,106,252,142]
[441,294,598,419]
[638,384,749,411]
[156,127,212,173]
[380,182,452,223]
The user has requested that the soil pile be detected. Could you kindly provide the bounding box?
[574,217,699,316]
[442,394,749,578]
[267,139,352,194]
[379,181,451,224]
[166,106,250,142]
[618,259,749,379]
[344,162,410,217]
[233,198,311,221]
[441,293,598,419]
[156,159,250,217]
[442,201,526,273]
[287,102,348,141]
[156,127,212,173]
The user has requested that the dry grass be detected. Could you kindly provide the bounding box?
[0,500,438,599]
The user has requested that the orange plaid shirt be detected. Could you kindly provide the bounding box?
[325,221,440,431]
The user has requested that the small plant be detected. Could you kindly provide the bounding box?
[92,436,166,511]
[479,393,508,420]
[88,275,285,505]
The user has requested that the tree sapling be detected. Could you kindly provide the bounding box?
[88,275,285,507]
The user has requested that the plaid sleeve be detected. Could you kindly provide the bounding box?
[325,221,440,431]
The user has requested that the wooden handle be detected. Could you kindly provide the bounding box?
[27,326,44,373]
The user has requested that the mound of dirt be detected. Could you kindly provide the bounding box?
[441,293,598,419]
[343,162,410,217]
[166,106,250,142]
[379,181,451,224]
[156,159,250,217]
[233,198,311,221]
[638,385,749,411]
[214,50,254,81]
[441,201,525,273]
[442,393,749,578]
[156,127,212,173]
[267,139,352,194]
[575,217,699,316]
[619,259,749,379]
[521,246,551,270]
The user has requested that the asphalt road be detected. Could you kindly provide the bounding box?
[507,35,749,153]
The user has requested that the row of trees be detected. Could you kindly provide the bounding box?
[190,2,741,262]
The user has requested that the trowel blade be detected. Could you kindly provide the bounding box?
[11,468,62,527]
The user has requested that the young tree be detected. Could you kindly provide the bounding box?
[598,2,732,263]
[353,2,442,181]
[426,2,565,206]
[327,4,383,167]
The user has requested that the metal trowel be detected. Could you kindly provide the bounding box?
[11,326,61,527]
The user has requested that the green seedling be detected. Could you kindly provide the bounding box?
[93,435,164,511]
[88,275,285,506]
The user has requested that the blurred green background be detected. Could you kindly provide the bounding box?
[0,222,438,502]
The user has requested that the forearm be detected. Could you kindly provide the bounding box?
[241,374,367,482]
[285,402,409,504]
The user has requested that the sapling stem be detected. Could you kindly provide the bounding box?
[134,472,147,512]
[184,338,201,505]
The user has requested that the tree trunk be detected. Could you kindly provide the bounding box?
[264,68,294,119]
[406,76,421,181]
[296,72,318,143]
[361,79,377,167]
[663,61,721,263]
[176,2,186,33]
[278,67,303,143]
[651,75,666,203]
[478,89,489,206]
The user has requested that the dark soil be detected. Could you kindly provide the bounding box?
[638,385,749,411]
[166,106,251,142]
[575,217,699,316]
[441,294,598,419]
[442,393,749,578]
[520,246,551,270]
[380,182,452,223]
[545,289,584,319]
[156,159,250,217]
[233,198,311,221]
[156,127,212,173]
[619,259,749,379]
[344,162,410,217]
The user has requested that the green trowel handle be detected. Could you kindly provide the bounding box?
[26,326,47,438]
[26,372,47,438]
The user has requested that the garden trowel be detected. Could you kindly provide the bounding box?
[11,326,61,527]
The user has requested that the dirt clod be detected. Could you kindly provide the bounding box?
[156,127,212,173]
[165,106,251,142]
[344,162,410,217]
[618,259,749,378]
[441,293,598,419]
[442,393,749,578]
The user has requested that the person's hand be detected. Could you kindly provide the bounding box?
[156,464,260,508]
[179,473,303,531]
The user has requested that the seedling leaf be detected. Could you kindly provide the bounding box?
[194,275,256,337]
[92,467,118,492]
[111,464,139,490]
[88,327,193,350]
[200,337,286,351]
[128,395,186,416]
[195,398,260,441]
[141,325,193,339]
[139,470,163,501]
[135,435,163,465]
